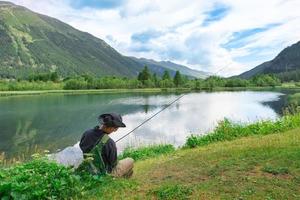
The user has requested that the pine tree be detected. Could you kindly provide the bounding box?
[137,65,151,84]
[173,70,182,87]
[162,70,171,80]
[152,73,158,86]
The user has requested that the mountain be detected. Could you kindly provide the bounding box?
[130,57,209,79]
[238,41,300,80]
[0,1,208,79]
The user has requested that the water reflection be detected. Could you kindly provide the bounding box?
[0,91,286,162]
[112,91,283,151]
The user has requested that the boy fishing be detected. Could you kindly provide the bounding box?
[79,113,134,178]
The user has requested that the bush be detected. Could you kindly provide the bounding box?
[0,80,63,91]
[0,157,82,199]
[225,78,250,87]
[250,74,281,87]
[63,78,87,90]
[159,79,174,88]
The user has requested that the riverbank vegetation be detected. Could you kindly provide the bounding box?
[185,112,300,148]
[0,66,282,91]
[288,93,300,106]
[1,111,300,199]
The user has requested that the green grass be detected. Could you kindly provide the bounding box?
[184,113,300,148]
[148,184,193,200]
[86,127,300,199]
[288,93,300,105]
[281,82,300,88]
[262,166,289,175]
[2,114,300,199]
[0,88,190,97]
[119,144,175,161]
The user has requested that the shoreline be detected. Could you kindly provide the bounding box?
[1,86,299,97]
[0,88,192,97]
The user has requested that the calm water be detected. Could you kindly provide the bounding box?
[0,90,291,161]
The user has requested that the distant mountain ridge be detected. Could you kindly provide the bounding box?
[0,1,208,79]
[238,41,300,80]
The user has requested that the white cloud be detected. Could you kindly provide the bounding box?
[8,0,300,76]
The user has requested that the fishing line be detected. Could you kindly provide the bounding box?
[115,63,231,143]
[115,94,186,143]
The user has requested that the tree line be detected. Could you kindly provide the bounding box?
[0,66,282,91]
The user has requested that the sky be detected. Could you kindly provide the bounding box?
[7,0,300,76]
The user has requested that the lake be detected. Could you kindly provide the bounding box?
[0,90,292,161]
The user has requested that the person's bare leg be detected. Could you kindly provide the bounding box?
[123,169,133,178]
[111,157,134,178]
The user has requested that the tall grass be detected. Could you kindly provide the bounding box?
[288,93,300,106]
[119,144,175,161]
[185,113,300,148]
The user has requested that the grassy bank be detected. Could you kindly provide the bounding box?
[127,127,300,200]
[184,113,300,148]
[288,92,300,105]
[0,88,191,97]
[0,86,294,97]
[1,113,300,199]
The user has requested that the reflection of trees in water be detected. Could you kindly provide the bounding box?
[1,117,40,159]
[263,92,289,115]
[13,119,37,149]
[14,120,37,147]
[143,96,149,113]
[2,92,173,159]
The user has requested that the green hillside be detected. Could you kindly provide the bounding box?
[238,41,300,81]
[0,1,145,78]
[0,1,208,79]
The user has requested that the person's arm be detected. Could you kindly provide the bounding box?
[79,131,94,153]
[102,140,118,173]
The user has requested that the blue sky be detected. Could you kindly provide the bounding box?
[70,0,124,9]
[9,0,300,76]
[223,23,282,49]
[202,4,230,26]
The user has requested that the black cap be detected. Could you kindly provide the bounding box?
[98,113,126,128]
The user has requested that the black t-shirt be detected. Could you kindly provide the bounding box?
[79,126,117,172]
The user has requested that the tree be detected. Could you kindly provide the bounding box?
[173,70,182,87]
[50,72,59,82]
[162,70,171,80]
[152,73,158,87]
[251,74,281,87]
[63,78,87,90]
[203,76,225,88]
[138,66,151,84]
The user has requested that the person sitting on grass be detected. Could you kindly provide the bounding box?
[78,113,134,178]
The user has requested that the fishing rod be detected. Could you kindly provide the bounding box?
[115,63,231,143]
[115,94,186,143]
